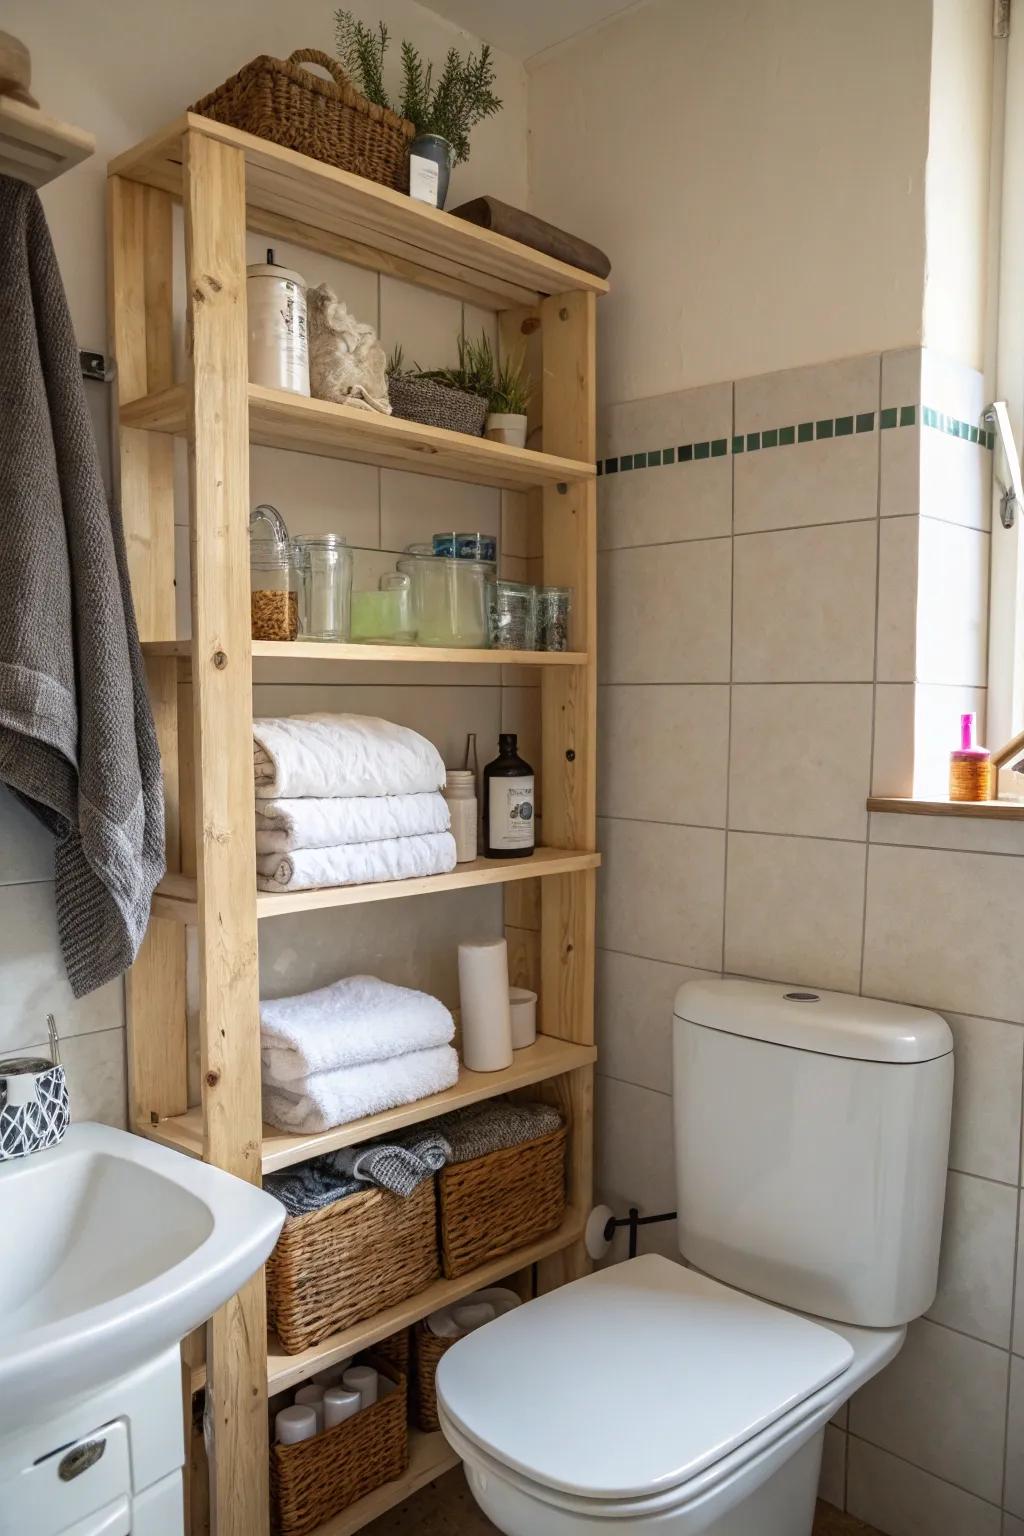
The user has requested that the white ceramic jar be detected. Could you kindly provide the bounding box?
[444,769,478,862]
[247,248,310,397]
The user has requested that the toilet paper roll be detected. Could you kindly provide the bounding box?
[323,1387,362,1428]
[509,987,537,1049]
[342,1365,379,1409]
[458,939,513,1071]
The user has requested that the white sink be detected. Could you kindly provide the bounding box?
[0,1122,284,1424]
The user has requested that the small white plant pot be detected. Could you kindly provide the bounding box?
[485,413,528,449]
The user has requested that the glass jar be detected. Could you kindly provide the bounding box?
[249,503,300,642]
[432,531,497,562]
[396,551,493,648]
[350,573,416,644]
[536,585,573,652]
[294,534,353,641]
[486,580,537,650]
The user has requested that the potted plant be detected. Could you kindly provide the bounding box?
[386,343,488,437]
[335,11,502,208]
[484,349,531,449]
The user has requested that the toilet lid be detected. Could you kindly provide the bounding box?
[435,1254,854,1502]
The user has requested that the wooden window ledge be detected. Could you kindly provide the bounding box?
[868,796,1024,821]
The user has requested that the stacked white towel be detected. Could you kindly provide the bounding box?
[252,713,457,892]
[261,975,459,1132]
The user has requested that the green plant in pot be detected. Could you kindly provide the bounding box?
[335,10,502,208]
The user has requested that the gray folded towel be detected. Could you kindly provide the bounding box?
[264,1128,451,1216]
[263,1160,362,1218]
[433,1100,564,1165]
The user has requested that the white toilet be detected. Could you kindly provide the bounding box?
[436,977,954,1535]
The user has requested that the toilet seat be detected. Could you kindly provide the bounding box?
[435,1254,855,1510]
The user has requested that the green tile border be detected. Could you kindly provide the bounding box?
[597,402,992,475]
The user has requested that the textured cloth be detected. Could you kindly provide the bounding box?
[262,1043,459,1133]
[260,974,454,1086]
[253,713,445,799]
[254,791,450,854]
[0,177,164,996]
[432,1100,564,1165]
[256,831,456,892]
[263,1129,450,1216]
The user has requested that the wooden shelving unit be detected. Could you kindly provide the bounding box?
[110,115,600,1536]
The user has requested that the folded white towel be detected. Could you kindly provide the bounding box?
[253,713,446,800]
[254,792,451,854]
[262,1044,460,1133]
[256,831,457,892]
[261,974,455,1086]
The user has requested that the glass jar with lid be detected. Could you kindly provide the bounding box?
[395,549,493,648]
[249,503,300,642]
[293,534,353,642]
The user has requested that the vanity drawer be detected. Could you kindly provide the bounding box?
[0,1419,130,1536]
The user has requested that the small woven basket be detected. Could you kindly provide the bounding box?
[412,1321,456,1432]
[191,49,415,191]
[266,1180,439,1354]
[374,1326,412,1375]
[271,1354,407,1536]
[388,375,488,436]
[438,1125,568,1279]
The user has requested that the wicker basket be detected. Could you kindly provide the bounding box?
[374,1326,412,1375]
[191,49,415,191]
[412,1320,456,1433]
[438,1125,568,1280]
[388,375,488,436]
[267,1180,439,1354]
[271,1355,407,1536]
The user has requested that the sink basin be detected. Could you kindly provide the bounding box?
[0,1122,284,1424]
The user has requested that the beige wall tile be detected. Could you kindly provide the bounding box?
[61,1026,128,1130]
[876,517,919,682]
[871,685,915,798]
[915,518,990,687]
[927,1171,1017,1348]
[728,684,873,840]
[732,522,878,682]
[818,1424,847,1509]
[734,354,880,433]
[596,1074,677,1254]
[379,472,500,555]
[379,277,460,369]
[735,435,879,535]
[946,1015,1024,1186]
[846,1437,1001,1536]
[869,808,1024,858]
[1005,1515,1024,1535]
[1014,1191,1024,1357]
[600,457,732,549]
[599,684,729,827]
[920,430,991,533]
[596,949,716,1094]
[724,832,867,992]
[599,540,732,684]
[0,788,54,885]
[597,817,725,970]
[0,882,124,1056]
[862,846,1024,1023]
[250,445,380,549]
[600,383,732,459]
[849,1318,1009,1502]
[1006,1356,1024,1517]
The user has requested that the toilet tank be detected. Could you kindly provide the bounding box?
[673,978,953,1327]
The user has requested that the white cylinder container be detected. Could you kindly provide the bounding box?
[247,249,310,397]
[293,1384,325,1432]
[323,1387,362,1428]
[508,986,537,1049]
[458,939,513,1072]
[275,1405,318,1445]
[444,769,478,863]
[342,1365,379,1409]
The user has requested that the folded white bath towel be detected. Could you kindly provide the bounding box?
[254,791,451,854]
[253,713,446,800]
[261,974,455,1086]
[256,831,457,892]
[262,1044,460,1133]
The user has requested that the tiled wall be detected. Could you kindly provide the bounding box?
[594,348,1024,1531]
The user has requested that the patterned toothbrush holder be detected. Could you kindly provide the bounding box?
[0,1016,70,1162]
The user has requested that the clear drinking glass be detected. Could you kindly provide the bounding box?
[486,580,537,650]
[294,535,353,641]
[536,585,572,651]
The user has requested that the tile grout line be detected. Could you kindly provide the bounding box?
[1000,1067,1024,1510]
[858,356,884,999]
[844,1430,1007,1516]
[720,381,736,975]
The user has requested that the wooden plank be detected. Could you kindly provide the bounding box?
[119,381,596,492]
[183,126,268,1536]
[146,1037,596,1172]
[143,638,587,667]
[124,915,188,1126]
[0,98,93,186]
[868,796,1024,820]
[108,114,609,305]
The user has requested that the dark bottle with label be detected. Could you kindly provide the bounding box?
[483,733,535,859]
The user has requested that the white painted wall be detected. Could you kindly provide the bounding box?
[528,0,935,402]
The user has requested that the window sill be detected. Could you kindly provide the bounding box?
[867,796,1024,821]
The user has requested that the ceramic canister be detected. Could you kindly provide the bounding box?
[247,248,310,397]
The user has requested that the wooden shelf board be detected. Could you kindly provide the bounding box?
[146,1036,596,1173]
[108,113,608,309]
[152,847,601,923]
[143,638,588,668]
[0,99,94,187]
[868,796,1024,821]
[120,381,594,490]
[311,1430,460,1536]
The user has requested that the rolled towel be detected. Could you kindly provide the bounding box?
[255,791,450,854]
[432,1099,564,1164]
[253,713,446,799]
[262,1044,460,1133]
[331,1130,451,1198]
[261,975,455,1086]
[263,1160,363,1218]
[256,831,457,893]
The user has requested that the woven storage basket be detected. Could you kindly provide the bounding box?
[267,1179,439,1354]
[191,49,415,191]
[388,375,488,436]
[374,1326,412,1375]
[412,1320,456,1432]
[271,1354,407,1536]
[438,1125,568,1280]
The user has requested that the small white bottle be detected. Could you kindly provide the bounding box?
[444,769,478,863]
[275,1405,318,1445]
[342,1365,379,1409]
[323,1387,362,1428]
[294,1384,325,1432]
